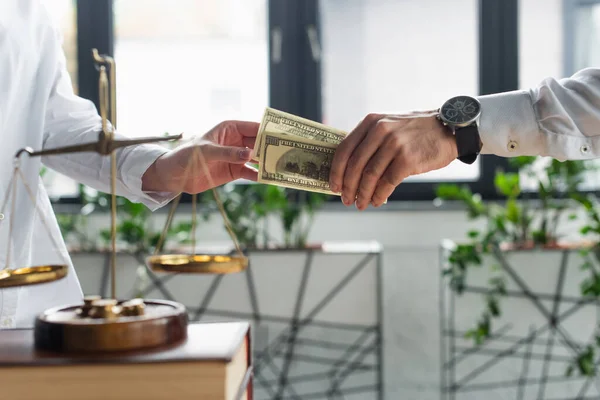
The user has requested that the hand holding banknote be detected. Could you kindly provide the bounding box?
[329,112,458,210]
[142,120,260,194]
[253,108,397,207]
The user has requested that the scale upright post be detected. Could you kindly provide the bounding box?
[92,49,118,300]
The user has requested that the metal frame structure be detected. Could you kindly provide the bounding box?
[439,242,600,399]
[95,248,384,400]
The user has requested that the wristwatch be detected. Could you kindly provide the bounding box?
[437,95,482,165]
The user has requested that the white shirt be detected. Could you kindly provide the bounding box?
[0,1,172,328]
[478,67,600,160]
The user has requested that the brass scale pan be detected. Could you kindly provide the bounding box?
[0,253,248,288]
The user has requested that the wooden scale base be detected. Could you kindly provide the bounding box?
[0,296,253,400]
[34,296,188,353]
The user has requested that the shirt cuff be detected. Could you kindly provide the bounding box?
[119,144,179,211]
[477,90,543,157]
[477,89,600,161]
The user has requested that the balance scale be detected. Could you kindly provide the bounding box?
[0,50,253,399]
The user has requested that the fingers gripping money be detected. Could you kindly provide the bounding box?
[253,107,386,205]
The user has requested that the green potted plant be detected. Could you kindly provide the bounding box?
[213,183,329,250]
[437,156,600,376]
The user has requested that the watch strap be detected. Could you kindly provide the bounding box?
[455,124,481,165]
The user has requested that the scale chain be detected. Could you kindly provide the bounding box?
[5,168,17,270]
[16,169,71,269]
[151,137,245,257]
[193,145,244,256]
[1,165,71,271]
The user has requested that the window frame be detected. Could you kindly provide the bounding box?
[563,0,600,76]
[51,0,519,205]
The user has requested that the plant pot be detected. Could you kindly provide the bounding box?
[498,239,595,252]
[441,240,600,399]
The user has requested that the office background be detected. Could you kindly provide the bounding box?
[39,0,600,399]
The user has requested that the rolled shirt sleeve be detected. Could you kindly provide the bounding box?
[477,68,600,161]
[40,12,177,210]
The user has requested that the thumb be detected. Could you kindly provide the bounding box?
[201,144,252,164]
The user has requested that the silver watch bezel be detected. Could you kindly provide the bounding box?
[437,95,482,129]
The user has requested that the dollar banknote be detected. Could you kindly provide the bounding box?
[253,108,387,204]
[252,107,347,161]
[257,131,340,196]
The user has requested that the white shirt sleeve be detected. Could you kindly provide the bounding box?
[40,18,177,210]
[477,68,600,161]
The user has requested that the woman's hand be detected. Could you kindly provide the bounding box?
[141,120,259,194]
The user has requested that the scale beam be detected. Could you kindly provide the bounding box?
[14,133,182,159]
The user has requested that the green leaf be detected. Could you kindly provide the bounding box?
[489,276,507,295]
[465,313,491,346]
[572,193,594,210]
[506,199,520,224]
[282,207,301,238]
[508,156,538,168]
[100,229,111,243]
[494,172,520,198]
[435,184,465,200]
[494,215,508,235]
[576,346,595,376]
[468,230,480,239]
[538,180,549,199]
[532,230,548,245]
[118,220,145,245]
[487,296,501,317]
[580,273,600,297]
[123,201,147,218]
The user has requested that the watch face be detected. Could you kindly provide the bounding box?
[440,95,481,125]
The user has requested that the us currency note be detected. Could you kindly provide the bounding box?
[257,131,340,196]
[252,107,347,161]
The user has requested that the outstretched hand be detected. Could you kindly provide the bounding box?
[329,111,458,210]
[142,120,259,194]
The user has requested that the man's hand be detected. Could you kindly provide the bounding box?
[329,111,458,210]
[141,120,259,194]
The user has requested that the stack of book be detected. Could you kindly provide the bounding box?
[0,321,252,400]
